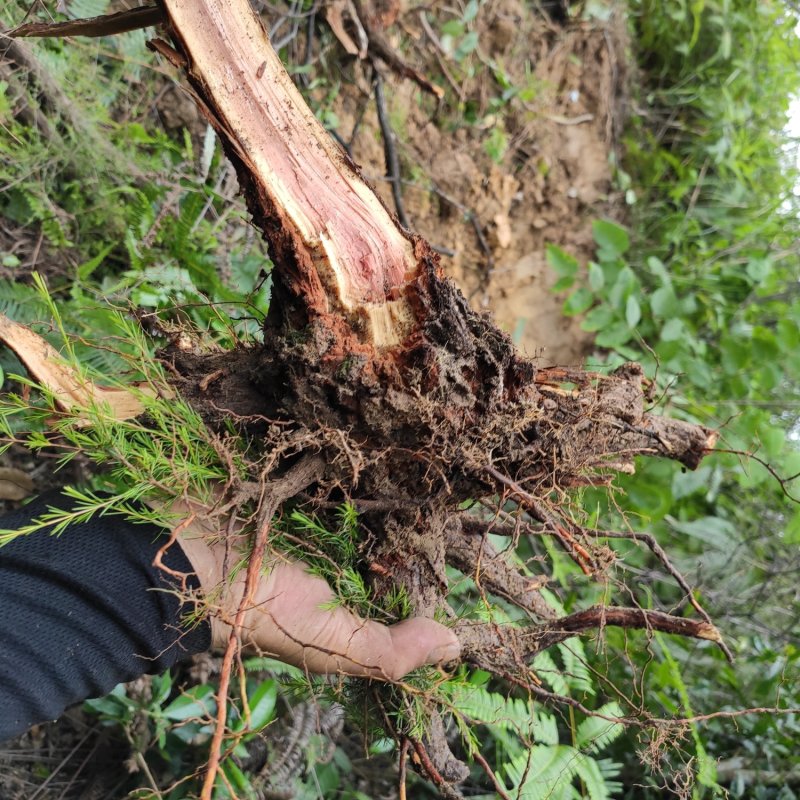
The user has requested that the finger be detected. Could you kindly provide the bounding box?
[247,562,460,680]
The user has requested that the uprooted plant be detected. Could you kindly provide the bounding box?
[0,1,752,797]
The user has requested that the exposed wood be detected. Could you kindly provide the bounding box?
[163,0,419,347]
[0,313,149,420]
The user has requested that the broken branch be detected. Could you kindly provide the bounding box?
[8,5,165,39]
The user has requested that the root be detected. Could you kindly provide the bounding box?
[201,455,324,800]
[444,516,554,620]
[409,734,466,800]
[456,607,725,678]
[166,338,727,787]
[483,463,597,575]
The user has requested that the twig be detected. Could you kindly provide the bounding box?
[409,738,465,800]
[713,447,800,504]
[468,212,495,287]
[417,10,448,57]
[426,182,495,285]
[398,737,409,800]
[346,97,368,151]
[152,513,197,592]
[349,0,443,98]
[9,5,165,38]
[133,751,164,799]
[430,184,494,280]
[685,157,709,219]
[295,1,317,89]
[269,0,318,47]
[588,528,724,638]
[54,736,103,800]
[431,242,456,257]
[200,455,324,800]
[373,68,410,229]
[28,729,94,800]
[528,679,800,729]
[473,750,511,800]
[483,463,596,574]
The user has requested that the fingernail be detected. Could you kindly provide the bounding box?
[425,640,461,665]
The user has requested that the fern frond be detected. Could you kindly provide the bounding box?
[557,639,594,696]
[532,649,570,696]
[595,758,623,797]
[573,752,613,800]
[505,745,580,800]
[449,684,555,741]
[0,280,48,326]
[575,702,624,753]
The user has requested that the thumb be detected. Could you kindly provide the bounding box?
[382,617,462,679]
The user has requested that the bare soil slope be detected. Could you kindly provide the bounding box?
[325,1,628,364]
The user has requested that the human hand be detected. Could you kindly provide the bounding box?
[171,506,461,681]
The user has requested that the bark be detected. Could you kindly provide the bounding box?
[9,6,163,38]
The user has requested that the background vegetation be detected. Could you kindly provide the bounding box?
[1,0,799,797]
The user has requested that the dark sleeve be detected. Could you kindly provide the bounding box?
[0,491,212,741]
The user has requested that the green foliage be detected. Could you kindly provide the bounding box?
[437,0,482,63]
[0,281,239,549]
[427,565,624,799]
[0,1,272,353]
[442,675,624,799]
[273,506,413,622]
[551,0,800,487]
[85,672,277,800]
[546,0,800,794]
[0,9,158,251]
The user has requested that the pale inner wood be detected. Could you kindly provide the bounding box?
[164,0,419,341]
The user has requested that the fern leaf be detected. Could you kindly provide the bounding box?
[532,650,570,696]
[0,280,47,325]
[595,758,623,796]
[575,702,624,753]
[505,745,580,800]
[557,640,594,696]
[449,685,535,735]
[573,752,613,800]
